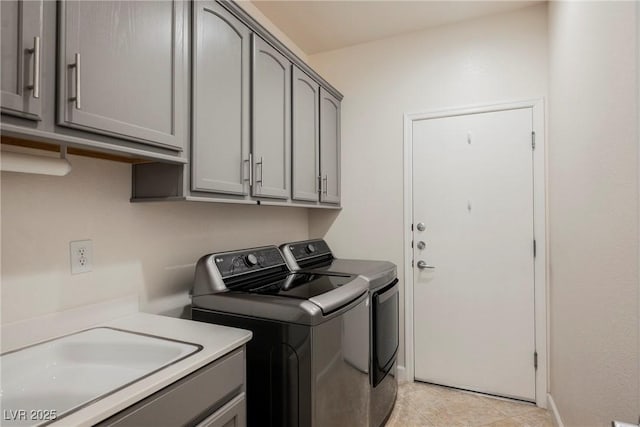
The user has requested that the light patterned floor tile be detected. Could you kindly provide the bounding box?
[385,382,553,427]
[490,397,540,418]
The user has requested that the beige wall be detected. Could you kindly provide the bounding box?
[0,3,310,325]
[548,2,639,426]
[1,152,308,324]
[308,4,549,367]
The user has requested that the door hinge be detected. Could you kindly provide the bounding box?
[533,239,537,258]
[534,351,538,369]
[411,224,414,231]
[531,131,536,150]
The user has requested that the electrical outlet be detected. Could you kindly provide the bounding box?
[70,240,92,274]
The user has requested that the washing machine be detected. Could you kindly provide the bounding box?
[280,239,398,427]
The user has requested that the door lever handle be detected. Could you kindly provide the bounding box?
[416,260,435,270]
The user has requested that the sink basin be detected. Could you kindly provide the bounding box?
[0,327,201,426]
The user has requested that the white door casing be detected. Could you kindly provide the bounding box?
[403,99,547,407]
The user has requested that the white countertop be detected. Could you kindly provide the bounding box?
[1,297,252,427]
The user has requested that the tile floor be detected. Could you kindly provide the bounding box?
[386,381,554,427]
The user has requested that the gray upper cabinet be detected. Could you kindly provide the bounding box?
[1,0,43,120]
[291,66,320,202]
[252,35,291,200]
[57,1,187,151]
[320,88,341,204]
[192,1,251,196]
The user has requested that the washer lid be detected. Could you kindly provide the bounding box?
[228,272,365,315]
[231,272,354,299]
[192,275,370,325]
[318,259,397,290]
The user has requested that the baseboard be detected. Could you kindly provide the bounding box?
[547,394,565,427]
[397,365,408,382]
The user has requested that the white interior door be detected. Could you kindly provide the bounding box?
[412,107,536,401]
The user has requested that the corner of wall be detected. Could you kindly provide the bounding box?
[307,208,340,239]
[547,394,565,427]
[235,1,309,62]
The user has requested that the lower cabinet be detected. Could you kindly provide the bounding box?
[197,394,246,427]
[96,347,246,427]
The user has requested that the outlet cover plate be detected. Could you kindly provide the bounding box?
[70,240,92,274]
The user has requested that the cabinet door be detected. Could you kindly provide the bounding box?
[192,1,250,195]
[291,66,320,202]
[252,35,291,200]
[97,348,245,427]
[320,88,341,204]
[197,393,246,427]
[57,1,186,151]
[1,0,43,119]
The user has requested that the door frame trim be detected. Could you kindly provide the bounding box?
[402,98,548,407]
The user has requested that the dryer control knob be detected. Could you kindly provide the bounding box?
[245,254,258,267]
[305,244,316,254]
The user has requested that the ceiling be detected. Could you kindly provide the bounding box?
[251,0,543,55]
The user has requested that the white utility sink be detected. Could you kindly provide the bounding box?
[0,327,201,426]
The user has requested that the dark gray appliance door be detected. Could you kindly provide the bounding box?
[312,297,369,427]
[372,279,399,386]
[191,307,314,427]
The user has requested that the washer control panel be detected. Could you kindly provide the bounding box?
[214,246,286,278]
[286,239,331,261]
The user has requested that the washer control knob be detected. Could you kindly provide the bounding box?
[245,254,258,267]
[305,243,316,254]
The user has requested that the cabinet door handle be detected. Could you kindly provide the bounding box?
[244,153,253,186]
[255,157,263,185]
[317,175,322,194]
[69,53,81,109]
[27,36,40,99]
[322,175,328,195]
